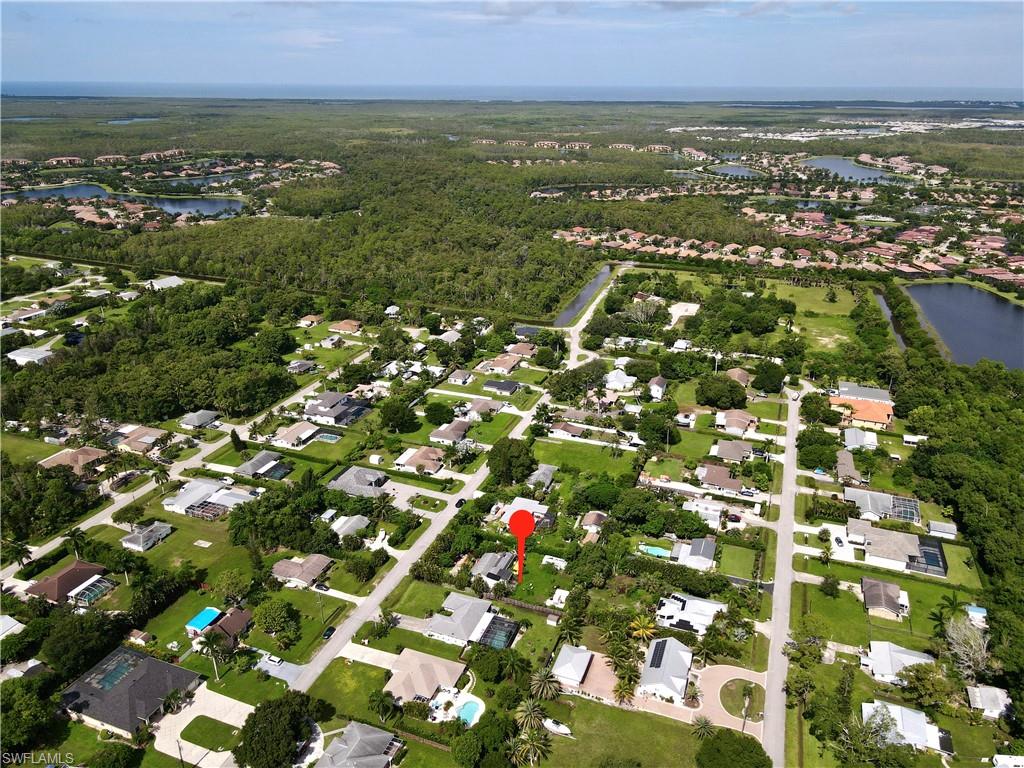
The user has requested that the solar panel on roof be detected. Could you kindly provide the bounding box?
[650,639,667,669]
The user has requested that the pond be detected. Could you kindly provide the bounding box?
[800,156,894,183]
[905,282,1024,369]
[1,116,56,122]
[104,117,161,125]
[710,163,761,178]
[2,183,244,216]
[553,264,612,327]
[667,169,701,179]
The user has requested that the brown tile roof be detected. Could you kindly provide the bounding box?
[26,560,105,603]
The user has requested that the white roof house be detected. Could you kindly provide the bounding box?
[0,615,26,638]
[860,700,945,752]
[844,427,879,451]
[423,593,496,647]
[6,347,54,367]
[331,514,371,539]
[671,537,717,571]
[551,645,593,688]
[162,479,252,517]
[146,275,186,291]
[966,685,1011,719]
[637,637,692,704]
[860,641,934,684]
[605,369,638,391]
[654,593,727,637]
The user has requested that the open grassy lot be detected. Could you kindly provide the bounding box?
[180,652,289,705]
[401,741,458,768]
[180,715,241,752]
[765,281,861,352]
[308,659,390,731]
[666,429,716,462]
[942,543,982,590]
[355,623,465,661]
[0,432,63,463]
[718,543,757,579]
[467,412,521,444]
[546,697,699,768]
[246,587,350,663]
[533,438,634,477]
[747,400,786,421]
[512,552,573,606]
[381,577,452,617]
[329,555,397,596]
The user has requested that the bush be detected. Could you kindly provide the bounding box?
[696,729,771,768]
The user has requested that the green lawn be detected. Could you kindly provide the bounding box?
[381,577,452,617]
[512,552,573,606]
[0,432,64,463]
[719,544,757,579]
[329,556,397,596]
[533,438,634,477]
[180,715,241,752]
[666,429,716,462]
[747,400,785,420]
[246,587,350,663]
[308,659,391,730]
[401,740,458,768]
[409,495,446,513]
[467,413,521,444]
[355,623,465,661]
[180,653,289,705]
[942,543,982,590]
[546,697,699,768]
[719,679,765,723]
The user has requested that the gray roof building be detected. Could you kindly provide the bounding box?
[638,636,693,701]
[845,487,920,524]
[836,449,863,484]
[839,381,893,404]
[120,521,173,552]
[305,392,371,426]
[483,380,520,395]
[180,410,219,429]
[714,440,753,463]
[329,466,389,497]
[235,450,290,479]
[331,514,372,538]
[861,577,905,616]
[525,463,558,491]
[551,644,593,688]
[472,552,517,585]
[424,593,495,645]
[62,647,200,736]
[316,721,402,768]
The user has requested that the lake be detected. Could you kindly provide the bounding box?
[801,156,894,182]
[554,264,612,326]
[1,183,244,216]
[710,164,760,178]
[906,282,1024,369]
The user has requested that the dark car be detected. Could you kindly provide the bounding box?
[455,498,467,508]
[314,583,329,592]
[727,513,742,523]
[834,536,844,547]
[322,626,336,640]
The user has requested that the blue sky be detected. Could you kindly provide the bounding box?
[2,1,1022,95]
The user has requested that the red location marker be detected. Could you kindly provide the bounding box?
[508,509,536,584]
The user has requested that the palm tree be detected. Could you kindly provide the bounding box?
[691,637,714,667]
[368,690,395,722]
[819,540,833,565]
[502,650,530,683]
[513,699,546,731]
[613,678,635,705]
[557,620,583,647]
[153,466,170,487]
[693,715,715,740]
[4,539,30,566]
[65,527,86,559]
[512,729,552,767]
[194,631,226,681]
[685,681,702,706]
[629,614,657,643]
[529,668,561,701]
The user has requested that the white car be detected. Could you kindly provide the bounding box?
[267,655,283,666]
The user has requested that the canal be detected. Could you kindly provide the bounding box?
[553,264,612,327]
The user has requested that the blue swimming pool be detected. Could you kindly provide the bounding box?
[317,433,340,443]
[458,700,481,725]
[639,544,672,559]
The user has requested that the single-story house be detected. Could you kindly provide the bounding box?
[146,276,185,291]
[498,497,555,529]
[383,649,465,704]
[235,450,291,480]
[429,420,471,446]
[466,398,504,422]
[649,376,668,401]
[712,440,753,464]
[0,615,26,639]
[580,510,607,534]
[26,560,109,605]
[830,397,893,430]
[860,641,934,684]
[483,380,520,397]
[117,425,168,455]
[120,521,173,553]
[331,514,372,539]
[471,552,517,588]
[305,392,371,427]
[551,645,593,689]
[272,554,334,588]
[861,577,910,621]
[38,446,108,477]
[715,409,756,436]
[207,606,253,648]
[297,314,323,328]
[845,488,921,525]
[288,360,316,375]
[844,427,878,451]
[966,685,1011,720]
[180,410,219,430]
[847,519,936,574]
[329,466,389,497]
[506,342,536,358]
[424,593,497,647]
[860,701,948,753]
[550,422,586,439]
[62,647,200,739]
[682,498,727,529]
[637,637,693,704]
[605,369,637,391]
[316,722,402,768]
[655,593,727,637]
[525,463,557,491]
[839,381,893,404]
[671,536,717,572]
[836,449,863,485]
[329,319,363,335]
[394,446,445,475]
[725,368,751,387]
[271,420,321,449]
[448,370,474,386]
[162,478,253,519]
[695,463,742,494]
[483,354,520,376]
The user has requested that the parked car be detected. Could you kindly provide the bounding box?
[322,626,336,640]
[791,392,801,401]
[314,583,329,592]
[727,513,742,523]
[834,536,844,547]
[740,489,755,497]
[267,655,283,666]
[455,498,467,508]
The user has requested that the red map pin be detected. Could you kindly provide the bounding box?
[508,509,536,584]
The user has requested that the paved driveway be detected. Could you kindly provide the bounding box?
[153,683,253,767]
[255,652,304,685]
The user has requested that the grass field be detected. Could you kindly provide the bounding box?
[719,543,757,579]
[467,412,521,444]
[180,715,241,752]
[533,438,634,477]
[308,659,390,730]
[719,679,765,723]
[0,432,64,463]
[512,552,573,606]
[381,577,452,617]
[246,587,350,663]
[355,623,465,661]
[329,555,396,596]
